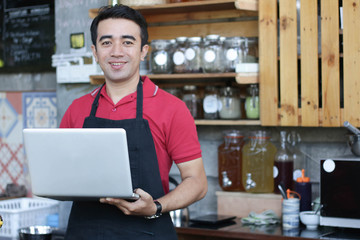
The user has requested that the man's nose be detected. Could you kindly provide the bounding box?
[111,43,124,56]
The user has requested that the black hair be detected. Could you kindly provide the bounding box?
[90,4,148,48]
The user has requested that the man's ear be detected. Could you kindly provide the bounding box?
[91,45,98,63]
[140,44,149,61]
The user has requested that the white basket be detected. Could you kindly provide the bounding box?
[0,197,59,238]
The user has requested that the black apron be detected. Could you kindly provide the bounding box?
[65,79,178,240]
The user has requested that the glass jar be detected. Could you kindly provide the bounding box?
[150,39,173,74]
[218,130,245,191]
[219,87,241,119]
[245,84,259,119]
[203,86,219,119]
[202,34,224,73]
[242,130,277,193]
[242,37,258,63]
[185,37,203,73]
[163,87,182,99]
[182,85,202,119]
[223,37,245,72]
[172,37,188,73]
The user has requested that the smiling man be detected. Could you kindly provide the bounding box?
[60,4,207,240]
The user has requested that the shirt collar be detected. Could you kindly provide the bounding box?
[90,76,158,100]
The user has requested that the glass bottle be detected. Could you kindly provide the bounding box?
[223,37,244,72]
[218,130,245,191]
[185,37,202,73]
[150,39,173,74]
[242,130,276,193]
[219,87,241,119]
[202,34,224,73]
[287,131,306,181]
[242,37,258,63]
[108,0,119,6]
[172,37,188,73]
[274,131,294,193]
[245,84,259,119]
[203,86,219,119]
[182,85,202,119]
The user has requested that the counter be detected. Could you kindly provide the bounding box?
[176,218,360,240]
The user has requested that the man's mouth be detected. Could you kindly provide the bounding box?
[111,62,125,66]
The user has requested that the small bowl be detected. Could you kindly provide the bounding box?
[300,211,320,230]
[19,226,53,240]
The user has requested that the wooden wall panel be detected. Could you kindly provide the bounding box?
[279,0,298,126]
[259,0,278,126]
[300,0,319,126]
[321,0,340,126]
[343,0,360,126]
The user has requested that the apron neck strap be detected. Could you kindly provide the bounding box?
[90,84,105,117]
[136,76,143,120]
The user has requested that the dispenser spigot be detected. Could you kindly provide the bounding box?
[221,171,232,187]
[245,173,256,190]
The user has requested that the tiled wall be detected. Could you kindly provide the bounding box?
[0,92,57,195]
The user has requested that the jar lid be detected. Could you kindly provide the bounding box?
[223,130,244,138]
[176,36,188,43]
[224,36,244,45]
[151,39,172,49]
[220,86,239,96]
[183,85,197,91]
[247,84,259,95]
[248,130,271,139]
[188,37,202,43]
[205,34,220,40]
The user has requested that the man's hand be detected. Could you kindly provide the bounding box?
[99,188,157,217]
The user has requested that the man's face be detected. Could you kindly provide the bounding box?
[91,18,148,84]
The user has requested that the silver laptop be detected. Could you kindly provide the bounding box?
[23,128,139,201]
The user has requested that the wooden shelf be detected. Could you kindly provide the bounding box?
[89,0,258,19]
[89,73,258,85]
[195,119,260,125]
[88,0,259,126]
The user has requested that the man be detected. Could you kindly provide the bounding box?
[60,4,207,240]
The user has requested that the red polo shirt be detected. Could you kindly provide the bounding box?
[60,76,202,193]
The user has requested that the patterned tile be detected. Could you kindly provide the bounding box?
[0,141,24,192]
[0,91,57,195]
[0,96,19,138]
[0,92,23,193]
[22,92,57,129]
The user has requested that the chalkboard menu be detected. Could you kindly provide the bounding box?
[0,0,55,73]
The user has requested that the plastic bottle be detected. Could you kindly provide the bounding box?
[274,131,294,194]
[295,169,312,212]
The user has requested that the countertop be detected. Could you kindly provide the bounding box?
[1,218,360,240]
[176,218,360,240]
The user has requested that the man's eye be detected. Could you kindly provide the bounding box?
[102,41,111,46]
[124,41,134,45]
